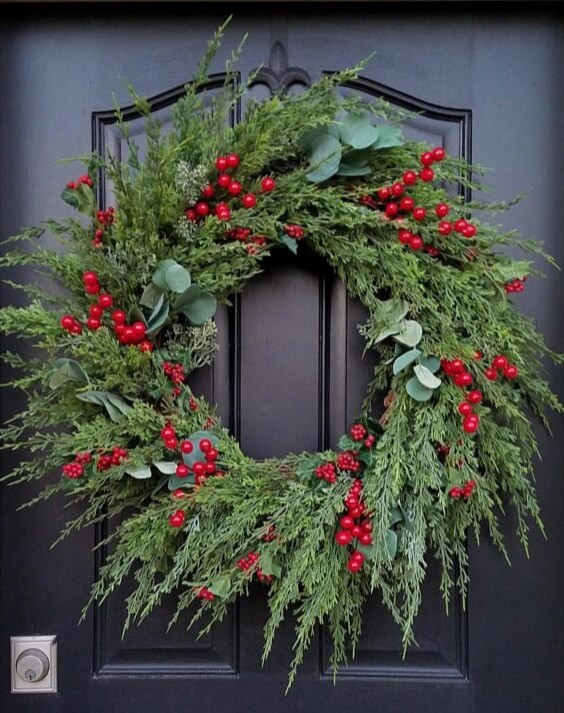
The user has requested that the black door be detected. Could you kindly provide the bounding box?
[1,5,563,713]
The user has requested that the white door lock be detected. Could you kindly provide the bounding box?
[10,636,57,693]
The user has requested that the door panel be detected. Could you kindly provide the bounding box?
[1,6,563,713]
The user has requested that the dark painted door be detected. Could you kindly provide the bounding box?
[1,5,563,713]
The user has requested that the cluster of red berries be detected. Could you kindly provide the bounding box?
[441,358,482,434]
[225,227,267,255]
[449,479,477,500]
[66,174,93,190]
[185,153,275,223]
[483,354,519,382]
[163,361,186,397]
[261,525,276,542]
[195,586,215,601]
[284,224,305,240]
[334,480,372,573]
[111,309,152,350]
[62,451,92,479]
[236,551,273,583]
[97,446,128,471]
[60,314,83,335]
[315,462,337,483]
[504,276,527,293]
[181,438,220,485]
[92,207,115,248]
[336,451,361,472]
[349,423,375,447]
[169,509,186,528]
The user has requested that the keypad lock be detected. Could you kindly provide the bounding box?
[10,636,57,693]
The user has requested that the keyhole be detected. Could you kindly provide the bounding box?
[25,669,37,681]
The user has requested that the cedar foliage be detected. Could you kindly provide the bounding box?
[1,23,562,687]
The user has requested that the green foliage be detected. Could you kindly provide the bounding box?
[0,22,562,689]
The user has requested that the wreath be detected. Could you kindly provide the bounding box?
[1,27,562,687]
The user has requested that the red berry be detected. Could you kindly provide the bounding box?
[335,530,352,546]
[454,371,473,387]
[435,203,449,218]
[195,201,210,217]
[176,463,189,478]
[503,364,519,379]
[409,235,423,251]
[398,229,412,245]
[412,206,427,221]
[217,173,231,189]
[400,196,415,212]
[85,282,100,295]
[454,219,467,233]
[419,167,435,182]
[449,359,465,374]
[390,182,404,197]
[467,390,483,404]
[205,448,218,462]
[432,147,446,162]
[420,151,434,166]
[199,438,212,453]
[463,414,480,434]
[449,487,462,499]
[339,516,355,530]
[202,184,215,198]
[83,270,98,284]
[192,462,206,477]
[180,440,193,454]
[377,187,391,201]
[226,153,240,168]
[138,340,153,352]
[169,510,186,528]
[361,519,372,532]
[492,355,508,370]
[458,402,473,416]
[261,177,276,192]
[438,221,452,236]
[216,156,228,171]
[462,224,477,238]
[112,309,126,324]
[60,315,75,330]
[402,170,418,186]
[227,181,242,196]
[385,202,399,218]
[185,208,198,222]
[484,367,498,381]
[89,304,104,318]
[98,293,113,308]
[351,525,363,538]
[86,317,101,330]
[359,532,372,546]
[172,489,187,499]
[130,321,146,341]
[66,181,77,189]
[165,437,178,450]
[241,193,257,208]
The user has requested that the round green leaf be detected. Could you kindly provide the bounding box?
[392,348,421,375]
[405,376,434,402]
[419,356,441,374]
[125,465,152,479]
[178,286,217,325]
[306,135,342,183]
[152,259,178,290]
[165,263,191,293]
[339,113,380,149]
[413,363,442,389]
[372,125,404,149]
[394,320,423,347]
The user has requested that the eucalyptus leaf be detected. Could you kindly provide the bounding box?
[260,551,282,578]
[152,259,178,290]
[140,283,163,309]
[75,390,132,421]
[338,434,356,450]
[419,356,441,374]
[49,358,88,390]
[177,285,217,325]
[277,233,298,255]
[165,262,191,293]
[146,294,170,335]
[389,507,403,526]
[336,164,372,177]
[168,473,194,490]
[209,574,231,598]
[372,125,404,149]
[306,135,342,183]
[339,112,381,149]
[394,320,423,347]
[297,124,340,152]
[373,326,401,344]
[413,364,442,389]
[382,530,398,560]
[392,348,421,375]
[125,465,152,479]
[405,376,434,402]
[153,461,178,475]
[376,298,409,323]
[356,541,378,560]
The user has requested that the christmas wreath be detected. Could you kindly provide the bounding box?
[1,27,562,686]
